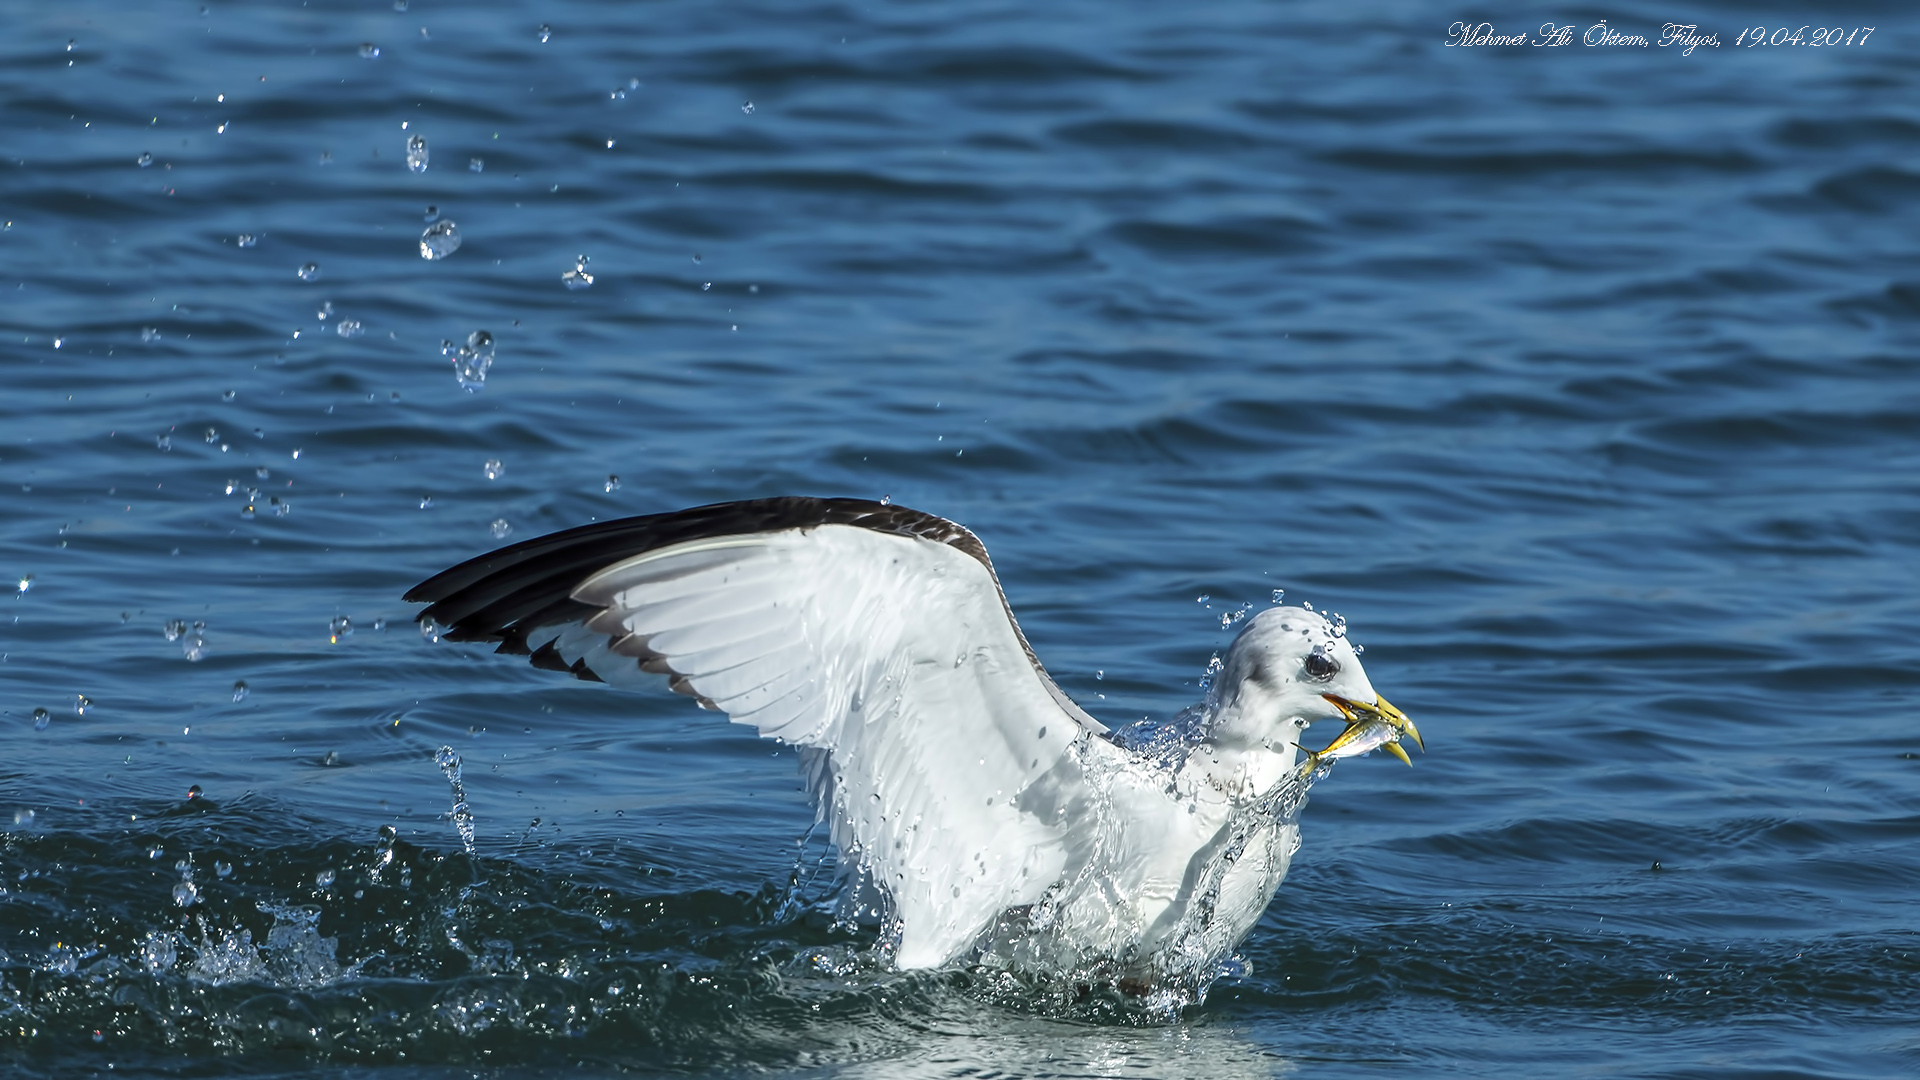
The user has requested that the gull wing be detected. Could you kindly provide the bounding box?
[406,497,1110,968]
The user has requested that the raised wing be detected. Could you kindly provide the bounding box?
[406,497,1109,968]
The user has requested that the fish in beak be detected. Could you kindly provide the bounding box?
[1302,693,1424,770]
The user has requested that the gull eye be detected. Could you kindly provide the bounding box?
[1302,647,1340,682]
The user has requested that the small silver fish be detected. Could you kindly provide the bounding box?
[1297,717,1413,778]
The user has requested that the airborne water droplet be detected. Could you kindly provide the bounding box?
[172,881,198,907]
[405,134,428,173]
[604,474,620,493]
[329,615,353,643]
[33,708,50,731]
[538,23,552,42]
[444,331,494,391]
[137,152,153,167]
[232,680,249,702]
[359,42,380,59]
[419,220,460,260]
[490,518,511,539]
[561,254,593,290]
[297,262,319,281]
[483,458,504,480]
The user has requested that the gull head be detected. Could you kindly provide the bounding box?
[1209,606,1420,759]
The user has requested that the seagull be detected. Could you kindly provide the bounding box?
[407,496,1419,992]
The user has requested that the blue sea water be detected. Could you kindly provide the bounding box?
[3,0,1918,1075]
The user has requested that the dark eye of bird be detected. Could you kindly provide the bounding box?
[1303,648,1339,681]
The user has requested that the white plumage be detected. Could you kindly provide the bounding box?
[409,497,1417,989]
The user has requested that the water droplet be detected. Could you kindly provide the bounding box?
[291,448,302,459]
[221,389,236,402]
[241,502,256,519]
[1197,594,1210,603]
[603,474,620,493]
[393,0,408,9]
[204,427,219,444]
[435,746,477,854]
[215,859,233,877]
[16,574,31,593]
[297,262,319,281]
[329,615,353,643]
[419,220,461,260]
[270,495,290,516]
[359,42,380,59]
[483,458,504,480]
[740,101,754,114]
[53,337,62,349]
[163,619,186,642]
[181,621,207,662]
[13,809,34,826]
[316,300,333,321]
[232,680,249,702]
[155,433,172,451]
[32,708,50,731]
[468,157,483,173]
[538,23,552,42]
[490,518,512,539]
[137,152,153,168]
[1303,600,1314,612]
[1270,589,1285,605]
[419,495,434,509]
[405,134,428,173]
[172,881,199,907]
[444,331,494,391]
[423,205,439,222]
[315,868,336,888]
[420,617,442,643]
[236,233,257,248]
[336,319,362,338]
[702,281,712,291]
[561,254,593,289]
[1095,669,1104,680]
[878,494,892,505]
[74,694,91,717]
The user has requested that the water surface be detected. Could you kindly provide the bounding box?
[3,1,1918,1076]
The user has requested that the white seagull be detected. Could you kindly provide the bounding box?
[407,497,1420,994]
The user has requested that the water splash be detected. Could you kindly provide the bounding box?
[435,746,476,855]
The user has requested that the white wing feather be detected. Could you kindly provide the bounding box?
[550,525,1102,968]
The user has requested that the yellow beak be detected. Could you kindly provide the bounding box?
[1321,692,1424,752]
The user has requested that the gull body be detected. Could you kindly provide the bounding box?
[407,497,1412,988]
